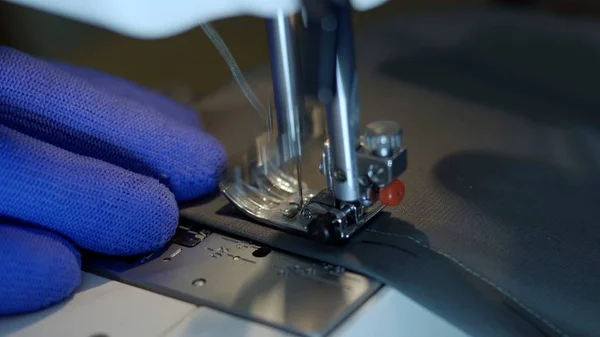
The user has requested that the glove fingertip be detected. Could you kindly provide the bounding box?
[0,225,81,315]
[112,177,179,255]
[170,132,228,201]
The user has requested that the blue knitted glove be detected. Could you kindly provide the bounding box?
[0,47,227,315]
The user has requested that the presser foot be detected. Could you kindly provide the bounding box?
[218,137,388,243]
[221,176,386,244]
[300,190,386,243]
[220,180,386,244]
[219,120,407,244]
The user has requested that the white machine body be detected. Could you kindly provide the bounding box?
[3,0,388,38]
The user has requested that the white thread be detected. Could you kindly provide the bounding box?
[201,23,268,120]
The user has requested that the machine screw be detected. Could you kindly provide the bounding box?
[333,169,347,182]
[368,165,386,186]
[363,121,403,157]
[191,278,206,287]
[301,208,314,220]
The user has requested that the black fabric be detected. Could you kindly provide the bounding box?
[183,8,600,337]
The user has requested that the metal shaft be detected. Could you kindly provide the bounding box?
[266,12,305,160]
[327,4,361,202]
[266,11,305,203]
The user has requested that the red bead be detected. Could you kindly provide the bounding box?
[380,179,405,206]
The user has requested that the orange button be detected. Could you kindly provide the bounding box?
[380,179,405,206]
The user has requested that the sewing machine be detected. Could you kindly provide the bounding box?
[0,1,428,337]
[2,1,596,337]
[219,3,407,244]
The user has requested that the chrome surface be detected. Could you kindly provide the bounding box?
[327,5,361,202]
[357,145,408,188]
[363,121,403,158]
[220,100,326,235]
[85,226,381,337]
[266,12,305,163]
[220,2,407,243]
[302,190,385,241]
[219,127,391,242]
[321,140,335,192]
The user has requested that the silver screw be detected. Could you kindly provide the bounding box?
[368,165,385,186]
[363,121,403,157]
[333,169,347,182]
[192,278,206,287]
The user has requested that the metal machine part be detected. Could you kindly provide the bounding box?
[266,11,305,161]
[84,223,381,337]
[325,3,362,203]
[363,121,403,158]
[220,1,407,243]
[220,0,407,243]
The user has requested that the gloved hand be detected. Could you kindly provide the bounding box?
[0,47,227,315]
